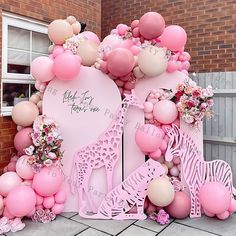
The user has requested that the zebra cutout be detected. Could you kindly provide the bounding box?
[78,159,165,219]
[165,124,236,218]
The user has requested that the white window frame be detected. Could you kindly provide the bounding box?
[1,12,49,116]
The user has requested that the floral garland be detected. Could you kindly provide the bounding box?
[173,79,214,128]
[25,115,63,172]
[31,209,56,224]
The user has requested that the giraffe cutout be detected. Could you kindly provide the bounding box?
[70,90,144,213]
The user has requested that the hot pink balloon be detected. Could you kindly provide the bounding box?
[199,182,231,214]
[80,31,100,45]
[31,56,55,82]
[53,53,81,81]
[3,207,15,219]
[36,193,44,205]
[16,155,35,180]
[43,196,55,209]
[107,48,135,77]
[54,190,66,204]
[139,12,165,39]
[161,25,187,51]
[14,127,33,153]
[6,185,36,217]
[135,124,165,153]
[52,203,64,215]
[32,166,63,197]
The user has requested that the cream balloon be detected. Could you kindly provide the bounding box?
[147,177,175,207]
[12,101,39,126]
[66,16,76,25]
[77,40,99,66]
[29,94,41,104]
[138,46,168,77]
[72,21,81,34]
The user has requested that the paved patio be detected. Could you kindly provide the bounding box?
[2,213,236,236]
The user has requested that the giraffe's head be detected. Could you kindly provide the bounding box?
[165,124,181,162]
[124,90,144,109]
[146,159,166,178]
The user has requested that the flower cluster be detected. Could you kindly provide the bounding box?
[173,79,214,128]
[63,35,85,54]
[149,209,170,225]
[31,209,56,224]
[25,115,63,171]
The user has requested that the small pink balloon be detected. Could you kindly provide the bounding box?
[53,53,81,81]
[167,60,178,73]
[153,100,178,124]
[43,196,55,209]
[52,46,64,58]
[130,45,140,55]
[149,149,162,161]
[54,190,66,204]
[161,25,187,51]
[14,127,33,153]
[31,56,55,82]
[107,48,135,77]
[182,61,190,70]
[115,79,124,87]
[124,81,135,90]
[135,124,165,153]
[7,162,16,172]
[146,202,157,215]
[204,209,215,217]
[199,182,231,214]
[36,193,44,205]
[139,12,165,39]
[27,207,36,217]
[160,140,167,152]
[169,166,179,177]
[16,155,35,180]
[80,31,100,45]
[116,24,129,36]
[110,29,118,35]
[6,185,36,217]
[132,27,140,37]
[51,203,64,215]
[217,211,230,220]
[36,205,44,210]
[182,52,191,61]
[131,19,139,29]
[173,156,181,165]
[3,207,15,219]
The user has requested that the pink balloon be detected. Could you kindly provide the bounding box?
[153,100,178,124]
[139,12,165,39]
[16,155,35,180]
[0,172,22,197]
[130,45,140,55]
[36,193,44,205]
[7,162,16,172]
[167,60,178,73]
[32,166,63,197]
[161,25,187,51]
[52,46,64,58]
[51,203,64,215]
[217,211,230,220]
[146,202,157,215]
[3,207,15,219]
[80,31,100,45]
[166,191,191,219]
[182,52,191,61]
[6,185,36,217]
[31,56,55,82]
[199,182,231,214]
[131,19,139,29]
[182,61,190,70]
[27,207,36,217]
[54,190,66,204]
[135,124,165,153]
[116,24,129,36]
[204,209,215,217]
[110,29,118,35]
[107,48,135,77]
[14,127,33,153]
[102,35,123,49]
[132,27,140,37]
[53,53,81,81]
[149,149,162,160]
[43,196,55,209]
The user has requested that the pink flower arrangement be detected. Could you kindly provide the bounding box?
[31,209,56,223]
[174,80,214,128]
[149,209,170,225]
[24,115,63,171]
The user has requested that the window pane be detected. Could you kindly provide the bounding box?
[8,26,30,51]
[30,83,37,96]
[32,31,50,54]
[31,52,47,62]
[7,49,30,74]
[2,83,29,107]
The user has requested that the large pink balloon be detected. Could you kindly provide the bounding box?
[6,185,36,217]
[53,53,81,81]
[199,182,231,214]
[165,191,191,219]
[31,56,55,82]
[16,155,35,180]
[139,12,165,39]
[14,127,33,153]
[161,25,187,51]
[107,48,135,77]
[32,166,63,197]
[135,124,165,153]
[80,31,100,45]
[0,172,22,197]
[153,100,178,124]
[101,35,123,49]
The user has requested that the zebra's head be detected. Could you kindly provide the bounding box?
[146,159,166,178]
[165,124,181,162]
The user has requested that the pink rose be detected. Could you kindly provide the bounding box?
[156,209,170,225]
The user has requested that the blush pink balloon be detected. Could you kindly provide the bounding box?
[54,190,66,204]
[182,61,190,70]
[7,162,16,172]
[53,53,81,81]
[3,207,15,219]
[167,60,178,73]
[32,166,63,197]
[102,35,123,49]
[217,211,230,220]
[43,196,55,209]
[14,127,33,153]
[131,19,139,29]
[107,48,135,77]
[135,124,165,153]
[153,100,178,124]
[116,24,129,36]
[80,31,100,45]
[52,46,64,58]
[52,203,64,215]
[31,56,55,82]
[132,27,140,37]
[6,185,36,217]
[139,12,165,39]
[36,193,44,205]
[16,155,35,180]
[199,182,231,214]
[165,191,191,219]
[110,29,118,35]
[161,25,187,51]
[130,45,140,55]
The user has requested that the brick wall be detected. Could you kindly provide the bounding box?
[101,0,236,73]
[0,0,101,170]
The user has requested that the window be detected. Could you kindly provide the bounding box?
[1,13,50,116]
